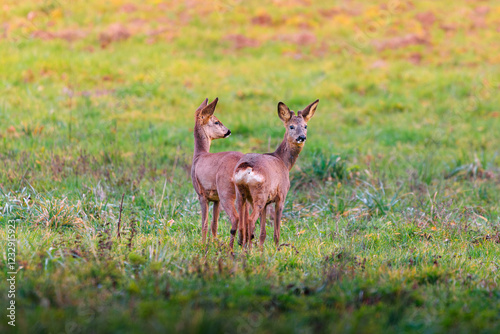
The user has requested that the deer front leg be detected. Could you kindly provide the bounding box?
[199,196,210,243]
[273,201,284,246]
[211,201,220,239]
[259,204,267,248]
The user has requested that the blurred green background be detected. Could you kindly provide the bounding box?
[1,1,499,333]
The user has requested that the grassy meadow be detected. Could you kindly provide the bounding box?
[1,0,500,332]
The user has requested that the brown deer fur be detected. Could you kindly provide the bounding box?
[233,100,319,248]
[191,98,246,244]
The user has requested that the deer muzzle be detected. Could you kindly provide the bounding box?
[296,135,306,143]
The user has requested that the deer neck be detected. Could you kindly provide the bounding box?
[193,124,211,158]
[272,135,303,171]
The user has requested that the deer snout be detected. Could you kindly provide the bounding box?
[296,135,306,143]
[224,130,231,138]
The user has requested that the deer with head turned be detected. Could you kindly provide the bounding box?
[191,98,247,245]
[233,99,319,248]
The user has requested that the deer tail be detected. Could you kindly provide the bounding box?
[233,162,264,186]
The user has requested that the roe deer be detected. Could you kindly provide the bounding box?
[233,99,319,248]
[191,98,246,244]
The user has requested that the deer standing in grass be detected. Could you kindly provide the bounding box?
[233,100,319,248]
[191,98,246,245]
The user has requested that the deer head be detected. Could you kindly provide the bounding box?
[277,99,319,147]
[195,97,231,140]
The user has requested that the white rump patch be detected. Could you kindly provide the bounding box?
[234,167,264,185]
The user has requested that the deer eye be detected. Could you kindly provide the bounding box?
[215,121,220,125]
[289,125,295,130]
[305,125,307,129]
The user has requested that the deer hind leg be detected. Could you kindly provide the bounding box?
[240,202,248,248]
[259,204,268,249]
[217,174,240,250]
[199,196,210,243]
[239,202,249,246]
[222,197,239,251]
[233,190,246,250]
[273,201,284,246]
[247,200,266,249]
[211,201,220,239]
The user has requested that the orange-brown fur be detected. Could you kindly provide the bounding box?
[191,98,246,244]
[233,100,319,248]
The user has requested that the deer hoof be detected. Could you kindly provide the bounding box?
[230,229,236,236]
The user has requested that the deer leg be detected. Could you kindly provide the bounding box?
[218,178,240,250]
[240,201,248,248]
[240,203,249,246]
[259,204,267,249]
[238,201,248,247]
[244,204,250,245]
[211,201,220,239]
[231,192,244,250]
[274,201,284,246]
[247,201,265,249]
[199,196,209,243]
[228,211,239,251]
[238,203,244,246]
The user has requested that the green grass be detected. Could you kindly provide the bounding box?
[1,0,500,333]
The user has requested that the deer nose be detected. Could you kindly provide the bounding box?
[224,130,231,137]
[296,135,306,143]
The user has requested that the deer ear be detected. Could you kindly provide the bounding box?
[301,99,319,123]
[196,98,209,112]
[277,102,292,123]
[199,97,218,123]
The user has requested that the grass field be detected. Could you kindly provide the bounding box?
[1,0,500,333]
